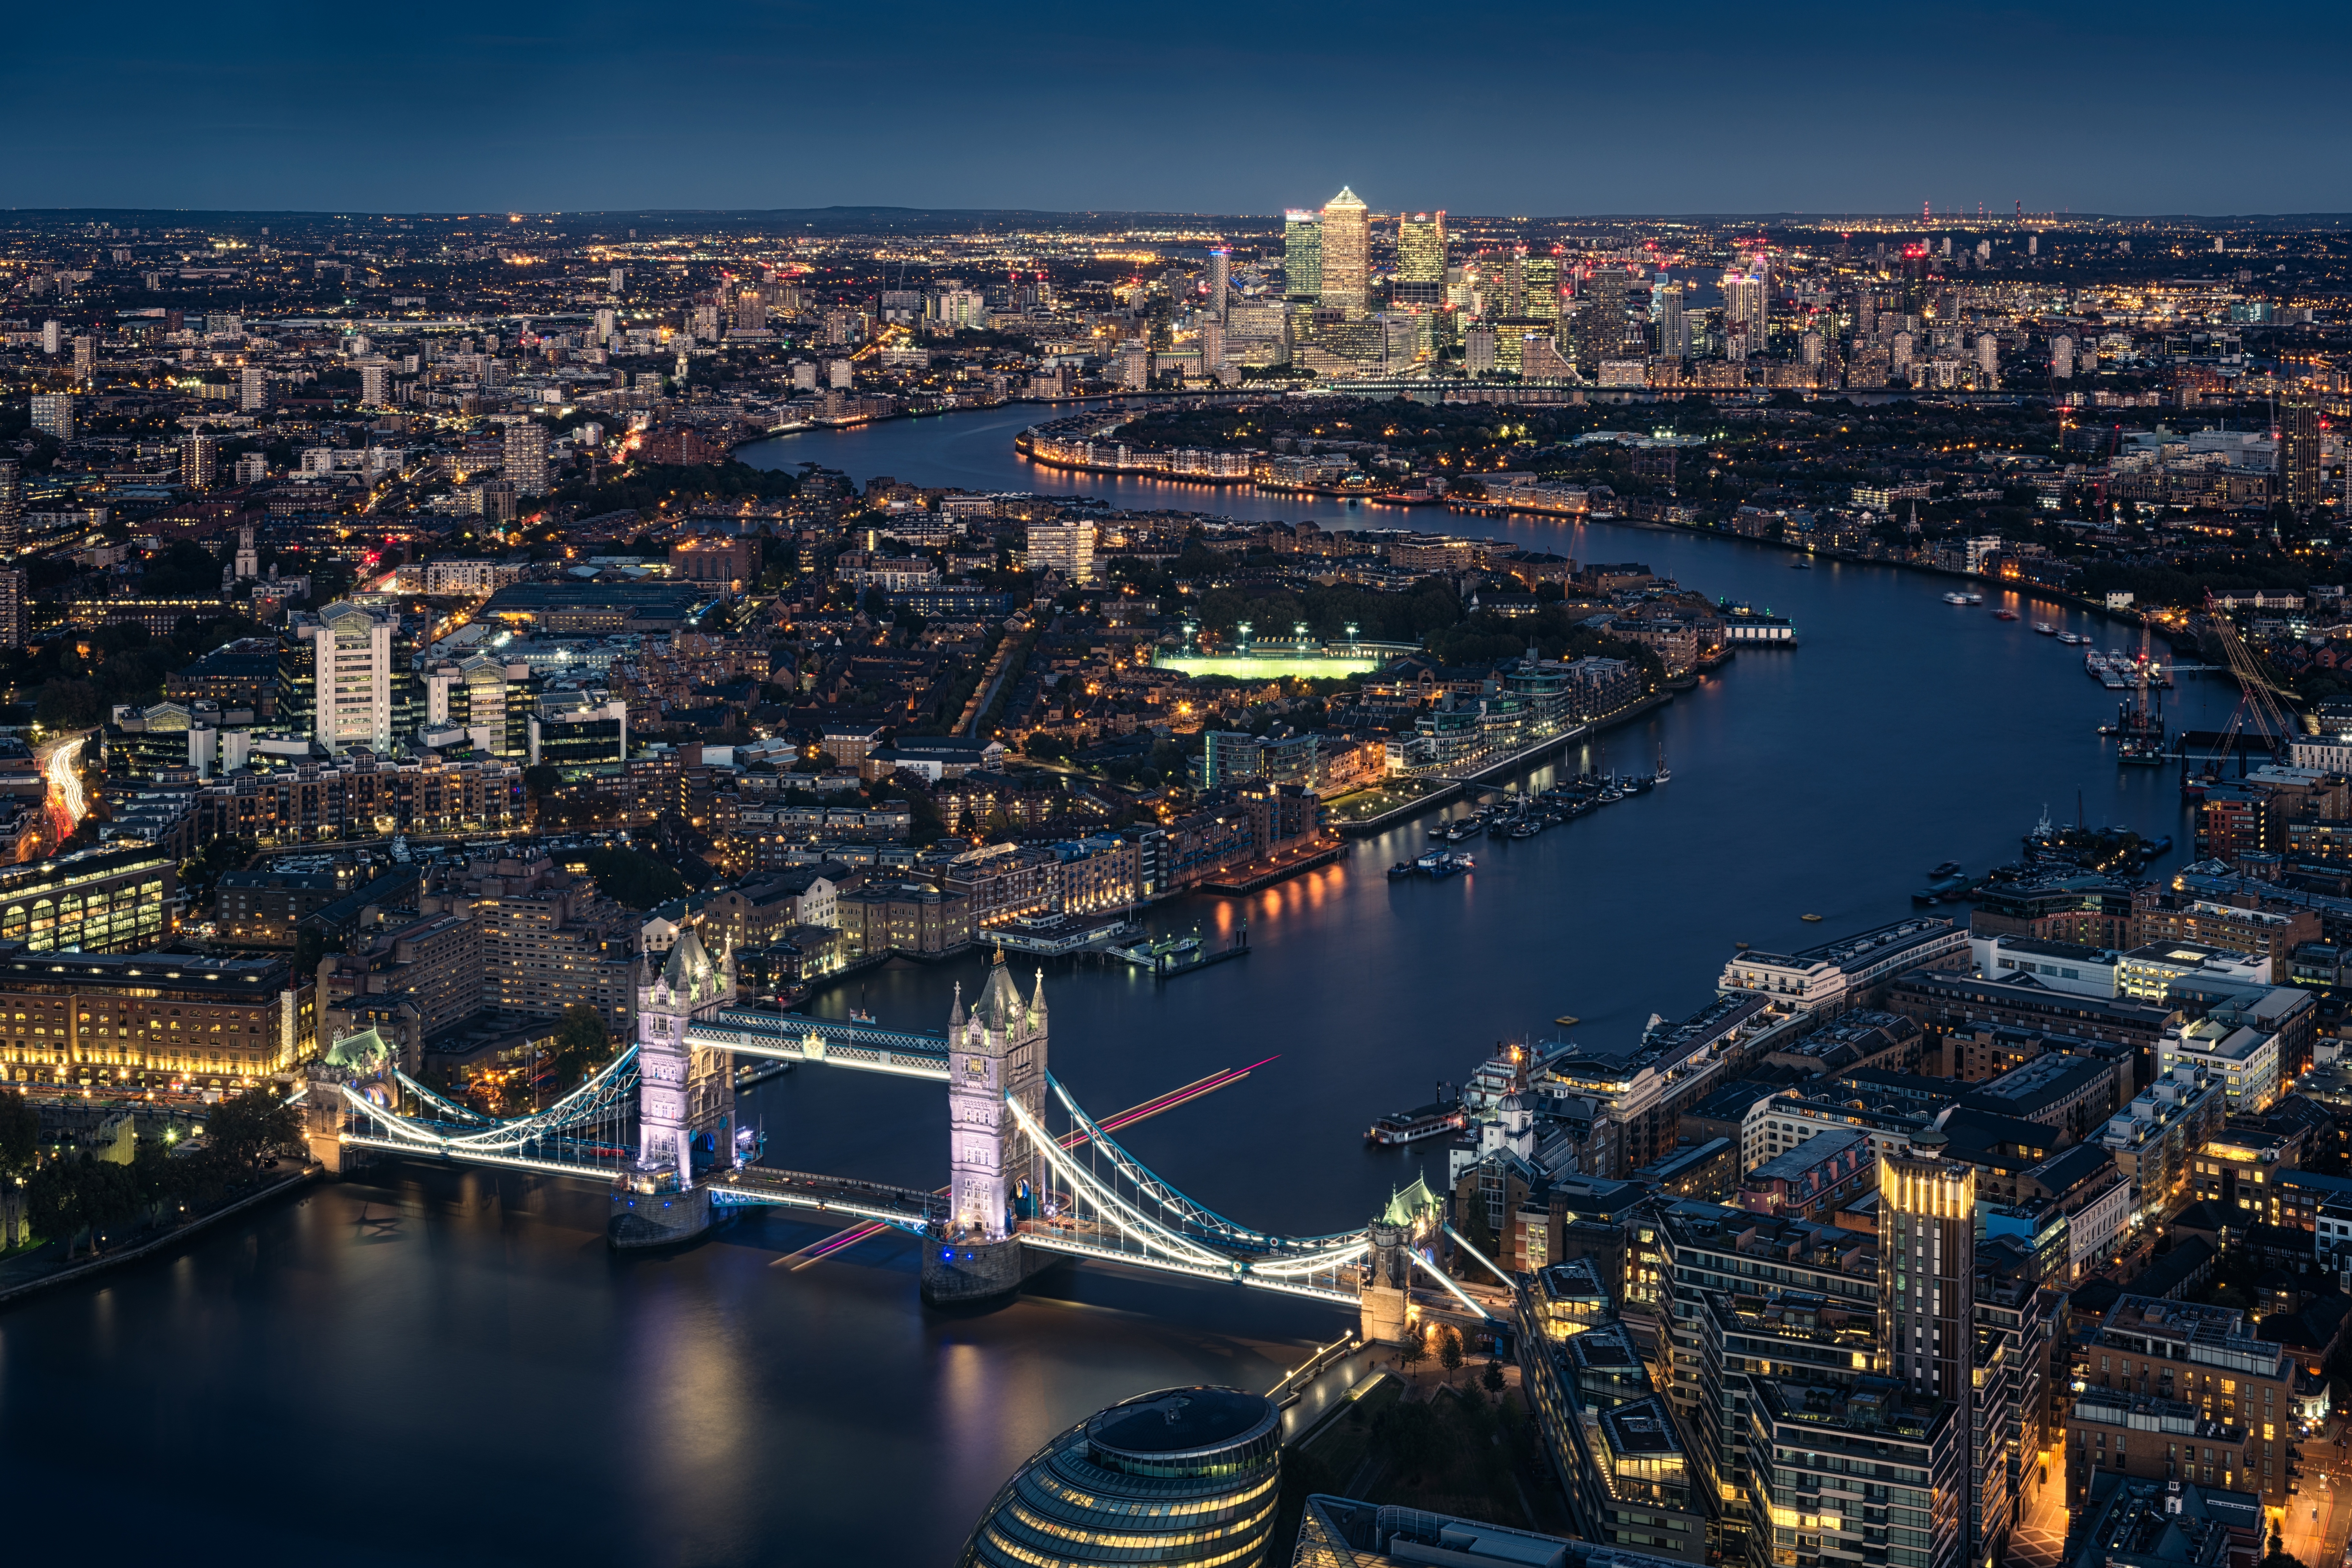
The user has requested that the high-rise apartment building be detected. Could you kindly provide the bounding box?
[359,362,390,406]
[1576,267,1630,371]
[72,335,95,386]
[0,570,27,649]
[234,452,266,485]
[181,434,217,491]
[1881,1134,1975,1405]
[0,460,20,557]
[1722,273,1766,361]
[40,320,61,356]
[1283,210,1322,303]
[30,394,74,442]
[1319,187,1369,314]
[1398,213,1446,284]
[2049,333,2074,380]
[1655,282,1688,358]
[303,602,394,755]
[240,365,269,411]
[504,420,549,496]
[1025,519,1096,584]
[1206,247,1230,320]
[2282,386,2322,513]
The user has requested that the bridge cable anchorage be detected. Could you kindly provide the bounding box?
[1041,1074,1363,1257]
[1442,1221,1516,1289]
[1408,1247,1498,1321]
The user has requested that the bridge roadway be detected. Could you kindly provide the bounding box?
[710,1166,949,1231]
[687,1007,951,1080]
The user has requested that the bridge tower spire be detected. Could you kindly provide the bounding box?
[924,946,1051,1304]
[610,925,738,1247]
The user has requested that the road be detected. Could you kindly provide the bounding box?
[2008,1445,2067,1568]
[36,730,90,844]
[2283,1422,2352,1568]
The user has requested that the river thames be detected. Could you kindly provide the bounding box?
[0,403,2242,1565]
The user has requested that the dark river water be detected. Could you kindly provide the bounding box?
[0,404,2240,1565]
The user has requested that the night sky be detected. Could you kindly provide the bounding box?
[8,0,2349,216]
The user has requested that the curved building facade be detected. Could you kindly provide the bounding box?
[958,1385,1283,1567]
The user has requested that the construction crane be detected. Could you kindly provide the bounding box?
[2192,590,2299,791]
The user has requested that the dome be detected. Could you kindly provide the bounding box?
[958,1386,1282,1567]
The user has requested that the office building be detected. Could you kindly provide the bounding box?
[1398,212,1446,283]
[0,944,317,1091]
[957,1386,1280,1568]
[302,601,394,755]
[528,693,629,775]
[424,654,528,756]
[1577,267,1630,371]
[504,420,549,496]
[2282,387,2322,513]
[0,843,175,955]
[1718,917,1967,1014]
[181,433,217,490]
[1319,186,1369,313]
[30,393,73,441]
[1283,209,1322,302]
[1205,246,1229,319]
[1025,518,1095,583]
[1524,255,1562,324]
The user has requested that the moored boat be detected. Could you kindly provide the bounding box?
[1366,1102,1468,1146]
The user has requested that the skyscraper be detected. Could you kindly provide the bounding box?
[505,420,549,497]
[241,365,270,411]
[1398,213,1446,284]
[2049,333,2074,379]
[1654,281,1688,359]
[1318,187,1369,314]
[1879,1132,1975,1408]
[1722,272,1765,361]
[1283,211,1322,303]
[2283,386,2323,513]
[1522,255,1561,323]
[1206,247,1230,321]
[1580,267,1629,369]
[72,335,94,386]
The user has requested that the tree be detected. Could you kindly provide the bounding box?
[522,763,564,797]
[204,1087,300,1180]
[581,845,688,910]
[36,678,100,731]
[1481,1356,1506,1396]
[550,1004,610,1089]
[1438,1325,1465,1385]
[0,1087,36,1181]
[1372,1397,1443,1482]
[1398,1322,1427,1377]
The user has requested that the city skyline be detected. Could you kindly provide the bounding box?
[9,0,2352,215]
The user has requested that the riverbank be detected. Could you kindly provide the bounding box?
[0,1165,318,1311]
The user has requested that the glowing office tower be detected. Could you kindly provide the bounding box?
[1654,281,1688,358]
[1722,272,1765,360]
[1318,187,1369,313]
[2283,386,2323,513]
[1206,247,1230,320]
[1522,255,1561,323]
[1398,213,1446,284]
[1283,211,1322,303]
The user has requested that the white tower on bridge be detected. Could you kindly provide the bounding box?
[635,925,737,1183]
[947,947,1047,1241]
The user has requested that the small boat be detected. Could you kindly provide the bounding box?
[1387,862,1413,880]
[1963,592,1984,604]
[1554,1015,1580,1027]
[1508,820,1539,839]
[1943,591,1971,605]
[1928,861,1962,878]
[2034,622,2057,635]
[1789,560,1812,570]
[1992,609,2019,621]
[1800,913,1824,922]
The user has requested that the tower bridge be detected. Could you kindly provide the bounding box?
[304,929,1490,1341]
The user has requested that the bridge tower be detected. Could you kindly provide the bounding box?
[922,946,1052,1305]
[609,926,737,1248]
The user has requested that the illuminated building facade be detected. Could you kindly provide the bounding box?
[0,945,316,1091]
[1283,210,1321,303]
[958,1386,1280,1568]
[1319,186,1368,314]
[1398,212,1446,283]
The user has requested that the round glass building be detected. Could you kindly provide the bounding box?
[957,1385,1283,1567]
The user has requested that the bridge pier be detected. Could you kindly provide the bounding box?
[608,1171,713,1249]
[920,1235,1054,1306]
